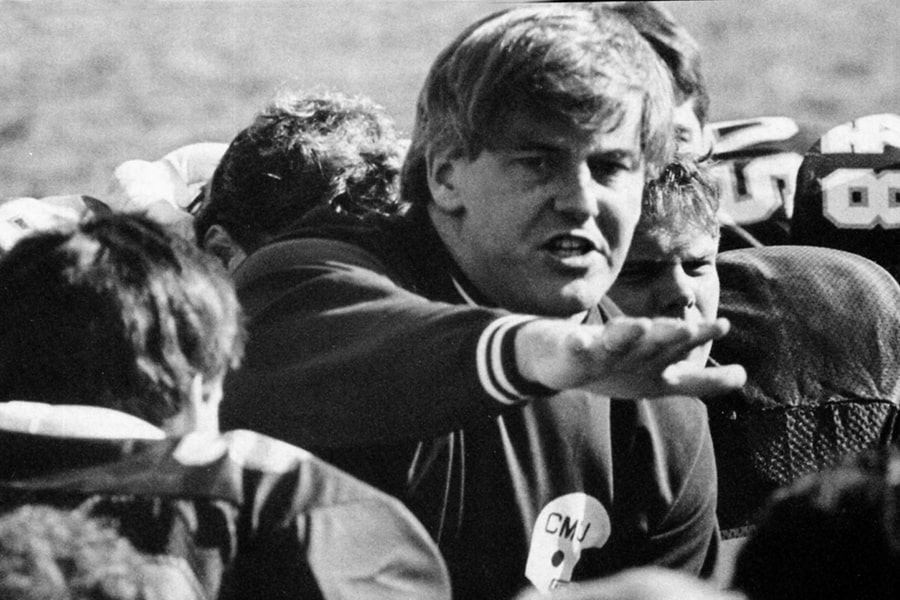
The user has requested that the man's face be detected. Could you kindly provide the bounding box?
[607,228,720,366]
[429,101,645,316]
[674,97,707,157]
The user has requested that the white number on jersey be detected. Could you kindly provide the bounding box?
[821,168,900,229]
[819,114,900,154]
[712,152,803,225]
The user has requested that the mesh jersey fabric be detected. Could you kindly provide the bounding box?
[706,245,900,535]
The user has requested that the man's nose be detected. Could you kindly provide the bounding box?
[659,265,697,319]
[552,162,600,219]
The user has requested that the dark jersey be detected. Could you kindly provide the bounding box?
[705,116,817,251]
[708,245,900,537]
[789,113,900,280]
[0,404,451,600]
[220,207,719,599]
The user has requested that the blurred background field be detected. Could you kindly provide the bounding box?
[0,0,897,198]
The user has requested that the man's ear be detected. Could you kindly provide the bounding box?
[427,149,466,214]
[202,225,246,272]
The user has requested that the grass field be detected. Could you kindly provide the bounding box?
[1,0,897,198]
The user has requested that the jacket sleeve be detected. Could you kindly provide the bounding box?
[225,429,453,600]
[221,237,545,448]
[305,494,453,600]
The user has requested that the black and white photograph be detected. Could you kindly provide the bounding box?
[0,2,898,599]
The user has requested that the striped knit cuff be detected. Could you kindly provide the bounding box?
[476,315,555,405]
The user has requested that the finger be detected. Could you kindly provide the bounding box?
[601,317,697,363]
[599,318,651,354]
[659,362,747,398]
[645,318,731,366]
[640,318,694,350]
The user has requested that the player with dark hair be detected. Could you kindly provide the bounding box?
[0,213,243,428]
[220,6,746,599]
[0,213,451,600]
[606,1,710,156]
[731,447,900,600]
[194,90,406,270]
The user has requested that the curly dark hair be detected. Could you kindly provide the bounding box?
[0,213,244,426]
[195,90,406,251]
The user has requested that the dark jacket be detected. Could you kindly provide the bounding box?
[0,402,451,600]
[222,208,719,599]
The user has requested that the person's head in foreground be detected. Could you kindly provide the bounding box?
[401,4,675,317]
[606,1,710,156]
[514,566,745,600]
[0,504,201,600]
[195,89,406,271]
[790,113,900,280]
[607,156,720,366]
[0,212,244,434]
[731,447,900,600]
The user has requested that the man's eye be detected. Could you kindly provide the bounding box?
[587,157,628,183]
[684,260,714,275]
[513,154,552,175]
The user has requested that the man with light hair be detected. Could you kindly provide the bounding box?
[219,5,745,598]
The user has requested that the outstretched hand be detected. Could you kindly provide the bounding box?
[515,316,746,400]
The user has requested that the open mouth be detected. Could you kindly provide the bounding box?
[542,234,599,258]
